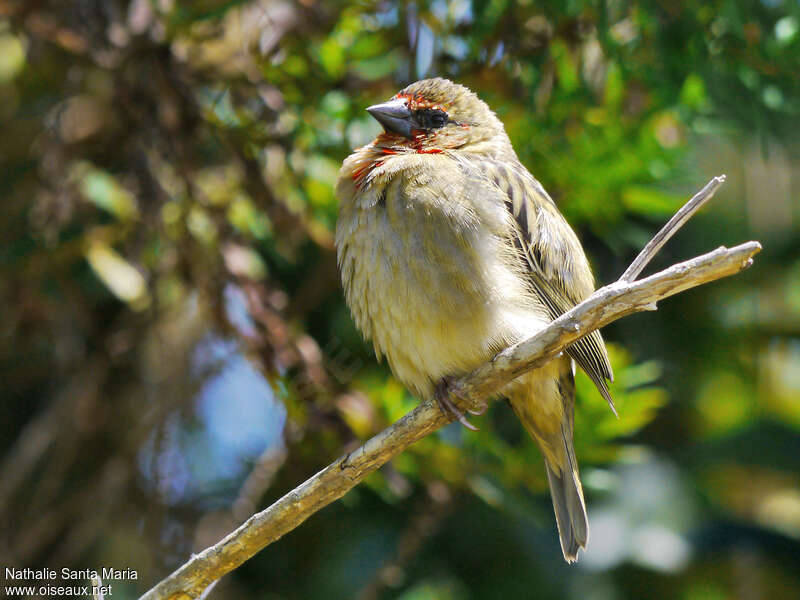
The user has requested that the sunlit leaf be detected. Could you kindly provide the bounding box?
[0,31,25,82]
[680,73,707,110]
[318,37,346,78]
[74,162,139,221]
[622,185,682,216]
[223,243,267,280]
[86,242,149,308]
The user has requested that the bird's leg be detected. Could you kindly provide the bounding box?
[434,377,478,431]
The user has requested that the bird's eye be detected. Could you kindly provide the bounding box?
[415,108,449,130]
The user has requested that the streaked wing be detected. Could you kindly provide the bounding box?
[465,156,615,411]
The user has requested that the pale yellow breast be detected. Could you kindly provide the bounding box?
[336,153,551,399]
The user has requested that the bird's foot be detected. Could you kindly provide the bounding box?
[434,377,478,431]
[467,401,488,416]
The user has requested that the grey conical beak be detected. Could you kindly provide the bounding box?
[366,98,413,138]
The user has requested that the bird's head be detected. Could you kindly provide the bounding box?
[366,78,509,154]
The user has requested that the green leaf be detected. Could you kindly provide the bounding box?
[680,73,707,109]
[622,185,682,216]
[75,163,139,221]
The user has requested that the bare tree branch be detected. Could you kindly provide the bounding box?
[620,175,727,282]
[140,177,762,600]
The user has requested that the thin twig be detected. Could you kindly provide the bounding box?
[91,575,104,600]
[620,175,726,282]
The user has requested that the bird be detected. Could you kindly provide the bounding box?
[335,77,614,562]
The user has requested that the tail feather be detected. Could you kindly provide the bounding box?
[545,458,588,562]
[506,361,590,563]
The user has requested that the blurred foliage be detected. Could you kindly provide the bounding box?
[0,1,799,599]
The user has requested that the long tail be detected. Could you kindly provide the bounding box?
[508,362,588,562]
[544,435,588,562]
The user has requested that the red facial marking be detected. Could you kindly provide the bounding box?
[395,92,447,113]
[352,157,385,190]
[355,94,457,165]
[393,92,456,153]
[351,165,369,183]
[405,129,445,154]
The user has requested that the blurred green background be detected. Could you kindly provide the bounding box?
[1,1,799,599]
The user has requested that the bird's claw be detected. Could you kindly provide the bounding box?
[434,378,478,431]
[467,401,488,416]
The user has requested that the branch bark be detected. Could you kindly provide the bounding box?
[620,175,726,282]
[140,177,761,600]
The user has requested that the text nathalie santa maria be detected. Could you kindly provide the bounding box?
[5,567,138,580]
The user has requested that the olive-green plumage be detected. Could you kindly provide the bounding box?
[335,78,613,562]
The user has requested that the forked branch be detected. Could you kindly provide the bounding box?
[140,176,760,600]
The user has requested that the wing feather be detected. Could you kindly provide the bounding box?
[463,156,615,412]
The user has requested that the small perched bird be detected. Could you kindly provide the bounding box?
[335,78,614,562]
